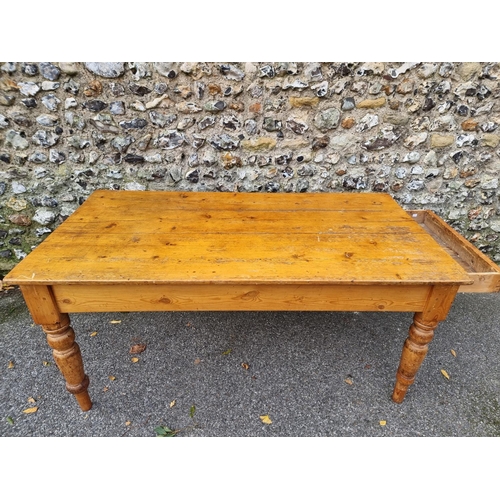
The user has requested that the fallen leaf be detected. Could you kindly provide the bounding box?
[260,414,272,425]
[109,375,116,381]
[90,331,98,337]
[130,344,146,354]
[8,361,14,369]
[190,405,196,418]
[170,400,176,408]
[241,362,250,370]
[222,349,232,355]
[131,357,139,363]
[345,377,353,385]
[441,369,450,380]
[155,425,176,437]
[23,407,38,414]
[42,361,51,366]
[110,320,121,324]
[6,417,14,425]
[451,349,456,357]
[194,358,201,365]
[380,420,387,426]
[125,421,131,426]
[103,386,109,392]
[27,397,36,404]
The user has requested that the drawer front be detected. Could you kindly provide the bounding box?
[407,210,500,293]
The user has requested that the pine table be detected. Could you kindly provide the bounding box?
[5,190,499,410]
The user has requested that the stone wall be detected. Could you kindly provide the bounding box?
[1,61,500,273]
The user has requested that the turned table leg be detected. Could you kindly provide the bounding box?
[20,285,92,411]
[392,313,437,403]
[42,316,92,411]
[392,285,459,403]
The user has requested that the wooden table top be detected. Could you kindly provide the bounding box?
[5,190,472,287]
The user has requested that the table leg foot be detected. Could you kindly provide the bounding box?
[392,312,437,403]
[43,315,92,411]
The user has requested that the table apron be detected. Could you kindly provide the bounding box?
[50,283,432,313]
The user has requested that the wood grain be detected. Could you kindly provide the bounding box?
[71,190,403,214]
[52,283,430,313]
[5,191,472,287]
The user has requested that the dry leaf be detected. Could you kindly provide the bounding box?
[170,400,176,408]
[345,378,353,385]
[241,362,250,370]
[23,407,38,414]
[194,358,201,365]
[260,414,272,425]
[27,397,36,404]
[451,349,456,357]
[109,375,116,381]
[103,386,109,392]
[90,331,98,337]
[125,421,131,426]
[42,361,51,366]
[130,344,146,354]
[110,320,121,324]
[441,369,450,380]
[380,420,387,426]
[8,361,14,369]
[131,357,139,363]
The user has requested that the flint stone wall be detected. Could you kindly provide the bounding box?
[1,61,500,272]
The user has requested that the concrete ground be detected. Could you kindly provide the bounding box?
[1,284,500,438]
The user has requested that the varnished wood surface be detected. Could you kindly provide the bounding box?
[4,191,472,287]
[51,283,431,313]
